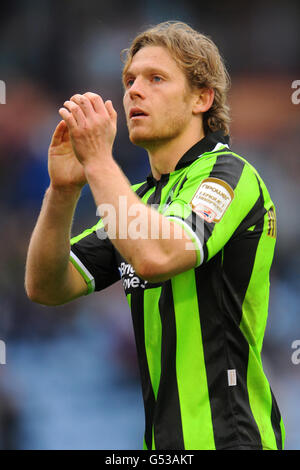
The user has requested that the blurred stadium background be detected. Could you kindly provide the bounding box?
[0,0,299,450]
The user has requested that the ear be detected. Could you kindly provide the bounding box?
[192,88,214,115]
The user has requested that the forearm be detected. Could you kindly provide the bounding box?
[84,159,196,281]
[25,185,82,303]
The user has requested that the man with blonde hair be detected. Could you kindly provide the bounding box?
[25,21,284,450]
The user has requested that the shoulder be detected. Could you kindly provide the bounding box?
[176,150,268,213]
[185,149,261,190]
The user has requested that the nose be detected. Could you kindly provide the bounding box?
[128,77,145,100]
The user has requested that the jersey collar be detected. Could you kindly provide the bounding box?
[174,130,230,170]
[146,131,230,185]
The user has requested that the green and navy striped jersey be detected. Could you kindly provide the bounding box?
[70,131,285,450]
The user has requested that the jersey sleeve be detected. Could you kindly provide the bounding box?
[163,153,263,266]
[70,219,120,294]
[69,182,148,294]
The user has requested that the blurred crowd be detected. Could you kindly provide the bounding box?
[0,0,299,450]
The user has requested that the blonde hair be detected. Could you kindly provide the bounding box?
[122,21,231,136]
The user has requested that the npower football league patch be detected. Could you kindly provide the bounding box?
[190,177,234,223]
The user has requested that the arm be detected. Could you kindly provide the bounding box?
[25,186,88,305]
[25,121,88,305]
[59,93,197,283]
[84,160,197,282]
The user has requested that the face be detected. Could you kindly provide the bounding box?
[123,45,197,149]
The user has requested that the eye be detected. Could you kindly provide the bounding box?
[126,78,135,88]
[152,76,162,83]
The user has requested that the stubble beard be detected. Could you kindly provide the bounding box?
[128,107,191,152]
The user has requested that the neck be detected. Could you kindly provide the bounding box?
[147,126,205,180]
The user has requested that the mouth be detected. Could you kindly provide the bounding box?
[129,108,149,119]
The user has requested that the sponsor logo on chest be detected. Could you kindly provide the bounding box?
[118,261,148,293]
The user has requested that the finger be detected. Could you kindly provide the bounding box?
[83,92,106,114]
[61,123,70,143]
[58,107,77,130]
[63,100,86,127]
[71,94,95,119]
[50,120,67,146]
[105,100,117,122]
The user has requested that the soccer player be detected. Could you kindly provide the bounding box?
[25,21,285,450]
